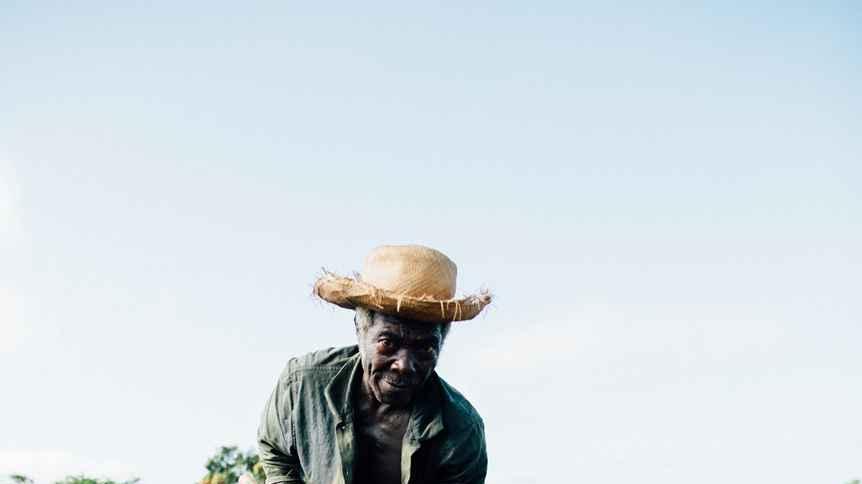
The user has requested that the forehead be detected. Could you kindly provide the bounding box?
[369,312,442,340]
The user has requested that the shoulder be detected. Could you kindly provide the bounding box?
[279,345,359,383]
[435,374,485,433]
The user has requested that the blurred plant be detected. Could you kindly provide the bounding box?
[53,477,139,484]
[7,475,34,484]
[199,446,265,484]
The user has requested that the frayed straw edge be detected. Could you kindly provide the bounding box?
[316,271,492,320]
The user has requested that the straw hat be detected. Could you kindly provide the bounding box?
[313,245,491,323]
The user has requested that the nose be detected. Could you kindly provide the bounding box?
[391,349,417,376]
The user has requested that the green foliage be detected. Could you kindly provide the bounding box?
[9,475,34,484]
[53,476,139,484]
[199,446,265,484]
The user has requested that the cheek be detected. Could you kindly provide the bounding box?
[359,341,378,364]
[359,348,382,378]
[367,354,389,375]
[417,358,437,375]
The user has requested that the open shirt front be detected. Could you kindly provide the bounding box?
[258,346,487,484]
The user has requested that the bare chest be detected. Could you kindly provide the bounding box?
[354,410,410,484]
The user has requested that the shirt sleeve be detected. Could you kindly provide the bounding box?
[437,421,488,484]
[257,370,304,484]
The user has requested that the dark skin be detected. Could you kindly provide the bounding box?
[354,311,444,484]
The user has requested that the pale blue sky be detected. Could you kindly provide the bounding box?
[1,2,860,483]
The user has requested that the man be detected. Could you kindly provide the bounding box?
[257,245,492,484]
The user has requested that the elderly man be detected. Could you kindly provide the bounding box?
[257,245,491,484]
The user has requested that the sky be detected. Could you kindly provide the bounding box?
[1,1,860,483]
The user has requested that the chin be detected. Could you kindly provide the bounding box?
[380,393,412,406]
[378,384,414,405]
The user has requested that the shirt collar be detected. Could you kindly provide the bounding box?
[407,372,445,442]
[324,351,361,424]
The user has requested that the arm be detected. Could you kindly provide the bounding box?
[257,374,304,484]
[437,422,488,484]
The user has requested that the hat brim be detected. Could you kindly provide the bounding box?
[313,272,491,323]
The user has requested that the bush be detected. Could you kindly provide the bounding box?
[199,446,264,484]
[54,477,139,484]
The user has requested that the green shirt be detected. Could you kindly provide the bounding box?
[257,346,487,484]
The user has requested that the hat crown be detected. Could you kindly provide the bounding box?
[361,245,457,300]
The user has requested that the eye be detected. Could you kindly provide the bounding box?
[377,338,395,352]
[418,344,437,359]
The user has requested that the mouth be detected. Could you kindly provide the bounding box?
[382,377,413,390]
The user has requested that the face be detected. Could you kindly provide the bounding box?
[357,312,443,407]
